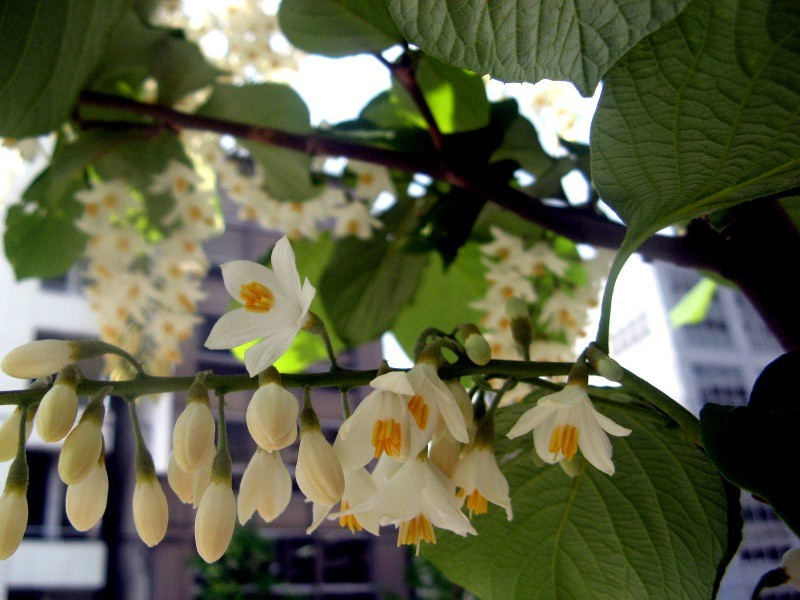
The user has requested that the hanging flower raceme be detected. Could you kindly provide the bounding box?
[238,448,292,525]
[295,392,345,506]
[58,391,106,485]
[452,416,512,520]
[172,377,216,472]
[246,367,298,452]
[36,366,80,443]
[204,236,316,376]
[506,363,632,476]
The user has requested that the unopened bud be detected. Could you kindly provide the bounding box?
[461,325,491,365]
[0,407,34,462]
[36,366,80,443]
[195,479,236,563]
[173,379,216,472]
[1,339,116,379]
[506,297,532,353]
[66,454,108,531]
[586,345,624,382]
[132,474,169,547]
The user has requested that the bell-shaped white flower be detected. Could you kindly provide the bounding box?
[308,467,380,535]
[133,475,169,547]
[238,449,292,524]
[246,382,298,451]
[204,236,316,376]
[172,389,216,472]
[296,428,345,506]
[195,479,236,563]
[66,455,108,531]
[452,446,512,520]
[335,372,419,470]
[506,382,631,475]
[1,339,77,379]
[0,486,27,560]
[167,451,194,504]
[0,407,34,462]
[36,371,79,443]
[406,362,469,444]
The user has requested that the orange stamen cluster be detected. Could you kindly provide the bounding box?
[465,489,488,518]
[407,395,429,430]
[338,501,362,533]
[371,419,402,458]
[398,514,435,555]
[548,424,578,460]
[240,281,275,313]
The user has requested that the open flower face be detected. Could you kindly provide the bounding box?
[204,237,315,376]
[506,383,632,475]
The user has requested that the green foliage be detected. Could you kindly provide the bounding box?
[0,0,129,137]
[198,83,318,200]
[279,0,403,57]
[490,110,555,179]
[591,0,800,251]
[387,0,691,95]
[669,278,718,328]
[423,401,734,600]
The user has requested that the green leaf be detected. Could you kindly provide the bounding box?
[320,210,429,346]
[361,90,427,130]
[92,10,221,107]
[278,0,402,58]
[425,403,734,599]
[0,0,130,137]
[490,111,555,179]
[591,0,800,248]
[392,243,487,357]
[198,83,317,200]
[394,56,490,134]
[701,402,800,536]
[4,190,87,280]
[387,0,690,95]
[668,278,718,328]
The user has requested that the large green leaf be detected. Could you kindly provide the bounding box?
[591,0,800,249]
[387,0,690,95]
[490,110,555,179]
[279,0,403,57]
[0,0,129,137]
[198,83,317,200]
[424,403,733,600]
[391,242,487,357]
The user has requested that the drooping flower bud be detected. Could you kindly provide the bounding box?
[586,344,624,382]
[66,453,108,531]
[1,339,117,379]
[296,394,344,506]
[0,407,34,462]
[506,297,532,356]
[195,479,236,563]
[238,448,291,525]
[132,474,169,547]
[246,368,298,452]
[36,366,80,443]
[459,324,491,365]
[58,393,105,485]
[0,453,29,559]
[172,378,216,472]
[167,451,194,504]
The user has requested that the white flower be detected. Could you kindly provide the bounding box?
[58,420,103,484]
[452,445,512,520]
[36,378,79,443]
[237,449,292,525]
[195,479,236,563]
[429,432,462,479]
[150,160,203,197]
[296,429,345,506]
[133,476,169,547]
[246,383,298,451]
[506,383,632,475]
[66,457,108,531]
[348,159,395,200]
[172,399,216,472]
[331,201,383,240]
[0,487,27,560]
[1,340,78,379]
[309,467,380,535]
[204,236,315,376]
[335,372,419,470]
[406,363,469,445]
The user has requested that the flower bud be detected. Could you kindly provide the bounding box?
[66,455,108,531]
[461,324,491,365]
[172,383,216,472]
[238,449,292,525]
[192,447,214,509]
[195,479,236,563]
[167,452,194,504]
[132,475,169,547]
[246,382,298,451]
[506,297,532,353]
[0,487,28,559]
[58,420,103,484]
[296,404,344,505]
[36,367,80,443]
[1,340,77,379]
[0,407,34,462]
[586,345,624,382]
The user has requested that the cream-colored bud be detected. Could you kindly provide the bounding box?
[36,383,79,443]
[172,401,216,472]
[58,421,103,484]
[66,458,108,531]
[464,331,491,365]
[238,449,291,525]
[0,408,33,462]
[295,429,345,506]
[1,340,77,379]
[195,479,236,563]
[132,476,169,547]
[0,488,28,559]
[246,383,298,451]
[192,447,214,509]
[429,432,463,479]
[167,452,194,504]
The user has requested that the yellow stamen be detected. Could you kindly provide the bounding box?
[240,281,275,313]
[346,220,360,235]
[501,286,514,298]
[397,514,435,555]
[188,205,203,221]
[548,424,579,460]
[176,177,189,193]
[465,489,488,518]
[337,500,363,533]
[359,173,374,186]
[496,248,510,261]
[407,395,429,430]
[85,202,100,217]
[102,194,117,209]
[533,263,546,277]
[371,419,402,458]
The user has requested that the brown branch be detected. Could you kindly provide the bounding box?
[77,91,724,269]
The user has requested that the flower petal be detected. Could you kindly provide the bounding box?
[220,260,280,302]
[271,236,303,300]
[244,328,299,376]
[204,309,265,349]
[577,408,615,475]
[506,403,556,439]
[370,371,414,396]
